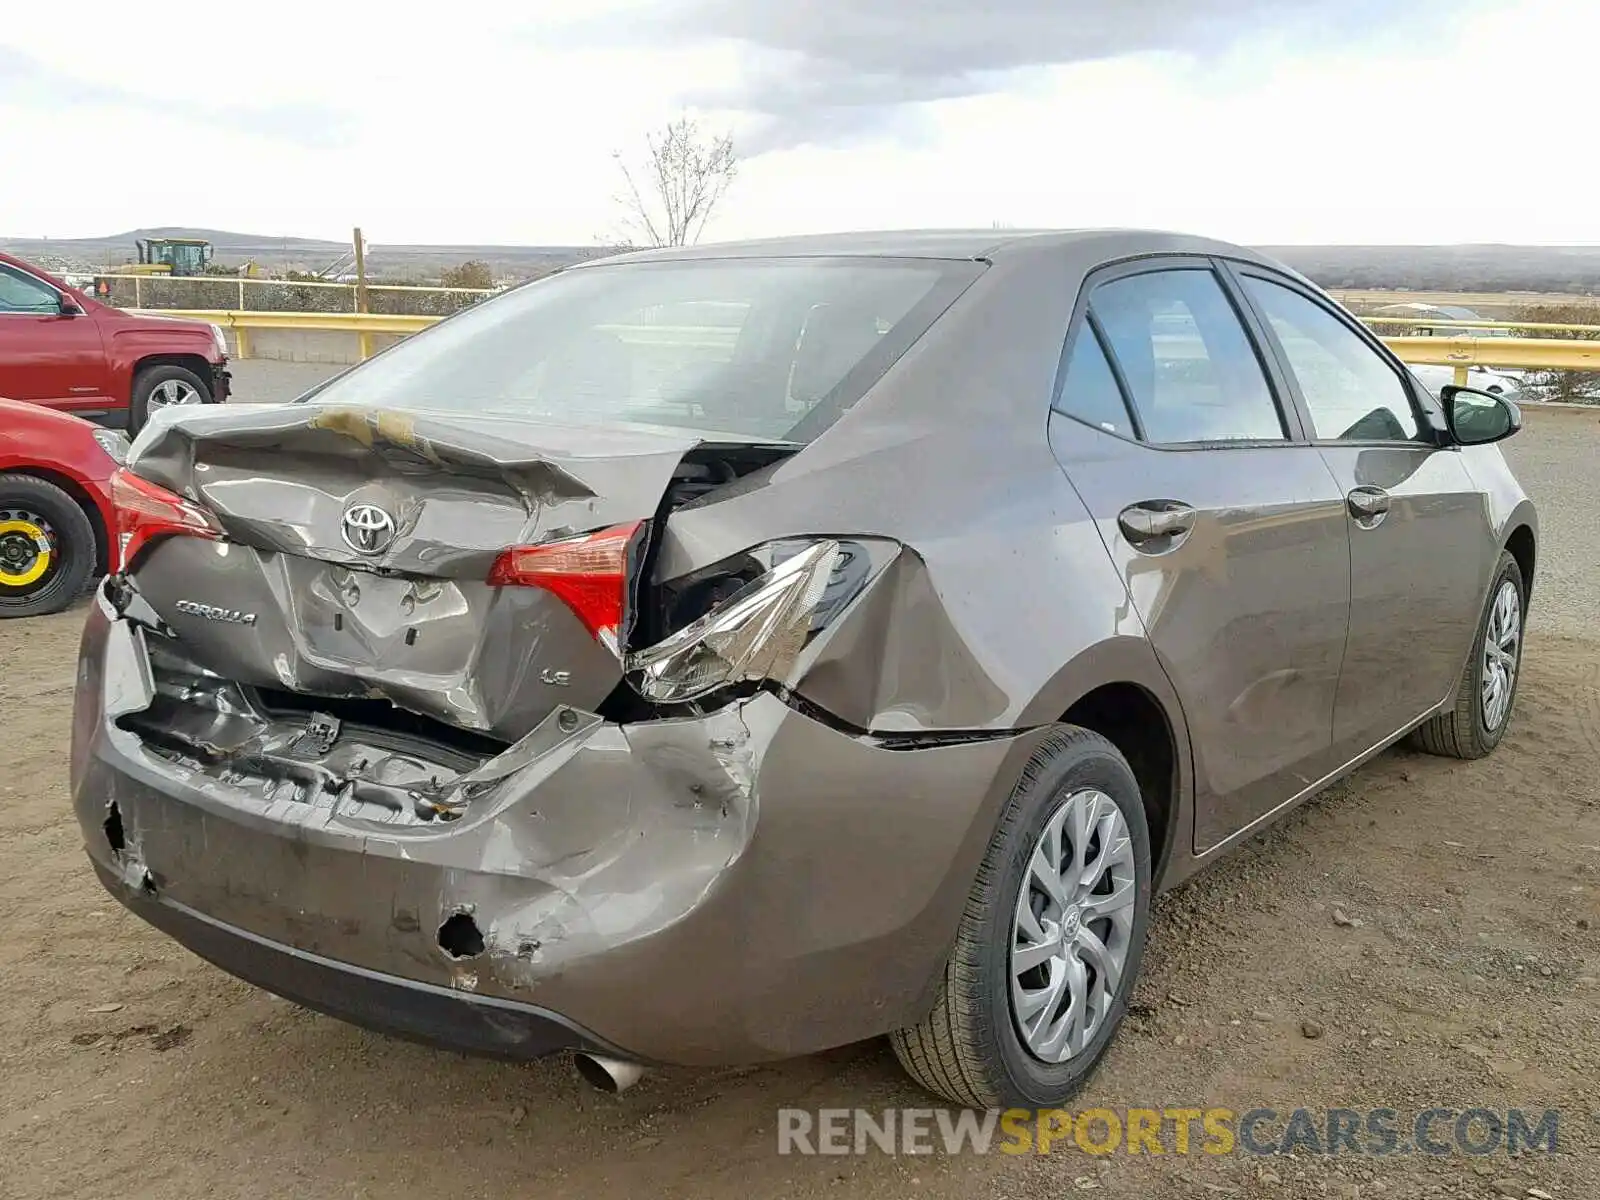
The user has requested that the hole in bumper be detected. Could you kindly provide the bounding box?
[89,859,622,1063]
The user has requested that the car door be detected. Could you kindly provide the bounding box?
[1045,259,1353,853]
[0,263,109,408]
[1229,267,1496,754]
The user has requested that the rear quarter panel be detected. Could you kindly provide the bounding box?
[656,247,1180,732]
[654,243,1198,891]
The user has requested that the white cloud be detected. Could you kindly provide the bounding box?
[0,0,1587,245]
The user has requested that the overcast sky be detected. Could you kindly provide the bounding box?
[0,0,1584,246]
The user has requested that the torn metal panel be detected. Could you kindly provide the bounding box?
[128,402,701,576]
[781,542,1012,732]
[72,595,1045,1064]
[123,404,804,741]
[133,535,620,741]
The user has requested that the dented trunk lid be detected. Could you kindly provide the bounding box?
[124,403,728,742]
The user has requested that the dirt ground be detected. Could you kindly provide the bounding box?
[3,407,1597,1200]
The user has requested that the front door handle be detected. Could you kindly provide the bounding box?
[1346,486,1391,526]
[1118,501,1197,548]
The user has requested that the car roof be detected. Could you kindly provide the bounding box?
[583,228,1281,268]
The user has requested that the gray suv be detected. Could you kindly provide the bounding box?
[70,230,1536,1108]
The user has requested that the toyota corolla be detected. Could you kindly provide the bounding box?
[70,231,1536,1107]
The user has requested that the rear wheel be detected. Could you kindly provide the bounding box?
[890,726,1152,1107]
[0,475,97,618]
[1410,550,1526,759]
[131,364,211,433]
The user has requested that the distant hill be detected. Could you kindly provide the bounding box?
[0,227,605,282]
[1259,244,1600,295]
[7,229,1600,293]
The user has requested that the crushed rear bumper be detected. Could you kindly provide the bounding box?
[70,591,1038,1066]
[91,858,612,1060]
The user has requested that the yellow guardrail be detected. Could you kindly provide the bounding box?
[130,307,441,360]
[1384,335,1600,380]
[134,307,1600,386]
[131,308,745,360]
[1360,316,1600,335]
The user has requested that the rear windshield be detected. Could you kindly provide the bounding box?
[300,256,982,442]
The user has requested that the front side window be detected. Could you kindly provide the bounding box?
[1242,276,1423,442]
[0,266,60,315]
[1090,269,1285,444]
[298,257,981,443]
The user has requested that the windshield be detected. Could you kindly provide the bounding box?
[167,244,207,272]
[300,256,981,442]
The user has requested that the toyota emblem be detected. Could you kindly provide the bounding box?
[341,503,396,555]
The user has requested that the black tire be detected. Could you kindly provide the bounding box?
[0,474,97,618]
[890,726,1153,1108]
[130,363,212,433]
[1409,550,1526,760]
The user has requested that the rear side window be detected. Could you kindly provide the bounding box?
[1241,276,1424,443]
[1090,269,1285,444]
[1053,326,1136,437]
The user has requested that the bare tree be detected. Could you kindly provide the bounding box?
[613,116,738,248]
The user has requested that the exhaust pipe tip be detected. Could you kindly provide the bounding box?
[573,1052,646,1094]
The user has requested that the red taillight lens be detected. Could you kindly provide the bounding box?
[111,468,222,572]
[487,521,642,645]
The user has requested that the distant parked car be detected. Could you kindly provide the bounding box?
[0,397,124,617]
[0,251,230,432]
[1370,303,1530,401]
[1369,301,1508,339]
[1408,363,1526,401]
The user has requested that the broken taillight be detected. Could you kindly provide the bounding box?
[628,540,843,704]
[111,469,223,572]
[487,521,643,648]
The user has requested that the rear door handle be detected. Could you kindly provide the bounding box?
[1118,502,1197,547]
[1346,486,1391,526]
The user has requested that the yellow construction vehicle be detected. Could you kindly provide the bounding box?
[113,237,215,276]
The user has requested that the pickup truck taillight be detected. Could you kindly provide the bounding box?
[110,469,222,572]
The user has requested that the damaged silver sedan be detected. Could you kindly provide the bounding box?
[71,231,1537,1107]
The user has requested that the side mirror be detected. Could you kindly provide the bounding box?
[58,295,84,316]
[1441,384,1521,446]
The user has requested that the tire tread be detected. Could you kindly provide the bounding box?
[1409,550,1523,761]
[891,725,1135,1107]
[0,472,97,618]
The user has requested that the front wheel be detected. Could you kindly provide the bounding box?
[130,364,212,433]
[1409,550,1527,759]
[0,474,98,618]
[891,726,1152,1108]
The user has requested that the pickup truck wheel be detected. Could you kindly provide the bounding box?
[0,475,97,619]
[131,364,211,432]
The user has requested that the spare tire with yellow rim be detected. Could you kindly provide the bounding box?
[0,474,97,618]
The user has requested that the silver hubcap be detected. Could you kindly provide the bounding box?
[1010,788,1137,1063]
[1481,579,1521,731]
[149,379,201,409]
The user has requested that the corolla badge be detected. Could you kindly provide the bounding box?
[341,503,396,555]
[175,599,257,625]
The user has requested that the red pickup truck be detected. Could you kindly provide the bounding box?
[0,250,230,431]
